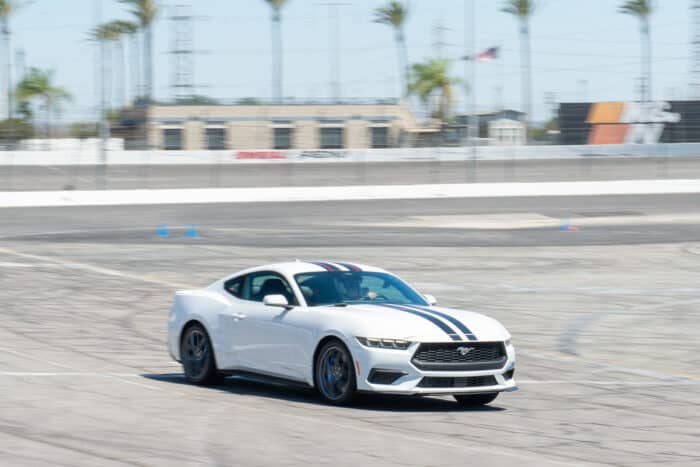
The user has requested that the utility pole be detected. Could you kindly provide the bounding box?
[316,3,351,102]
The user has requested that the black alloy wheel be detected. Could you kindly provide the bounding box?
[315,340,357,405]
[181,323,219,385]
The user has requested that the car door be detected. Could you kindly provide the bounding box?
[228,271,313,381]
[218,274,249,369]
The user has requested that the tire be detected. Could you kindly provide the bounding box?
[181,323,219,385]
[454,392,499,407]
[315,339,357,405]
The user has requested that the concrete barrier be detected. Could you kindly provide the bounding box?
[1,143,699,166]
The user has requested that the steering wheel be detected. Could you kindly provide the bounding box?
[366,292,389,301]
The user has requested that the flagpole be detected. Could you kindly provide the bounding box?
[470,0,478,178]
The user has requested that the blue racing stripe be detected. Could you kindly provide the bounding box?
[379,304,461,341]
[411,305,478,341]
[309,261,338,271]
[335,262,361,272]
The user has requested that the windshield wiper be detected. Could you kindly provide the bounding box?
[330,303,348,307]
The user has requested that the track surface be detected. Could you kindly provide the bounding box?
[2,156,700,190]
[1,191,700,465]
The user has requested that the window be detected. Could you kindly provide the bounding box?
[246,271,298,305]
[320,127,344,149]
[273,127,293,150]
[224,275,246,298]
[294,271,427,307]
[163,128,182,150]
[206,128,227,150]
[371,127,390,148]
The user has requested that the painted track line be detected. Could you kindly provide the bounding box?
[1,179,699,208]
[0,246,193,289]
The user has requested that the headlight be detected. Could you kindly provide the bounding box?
[356,337,412,350]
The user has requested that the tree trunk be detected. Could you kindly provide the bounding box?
[395,29,409,99]
[116,40,126,109]
[643,18,652,102]
[271,10,283,103]
[144,25,153,102]
[3,18,11,121]
[103,41,113,110]
[131,33,141,103]
[520,18,532,145]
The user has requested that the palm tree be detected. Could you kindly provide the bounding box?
[264,0,288,104]
[90,22,121,109]
[501,0,536,143]
[16,68,71,139]
[620,0,653,102]
[0,0,16,121]
[374,1,410,99]
[120,0,158,103]
[111,20,139,107]
[408,58,460,124]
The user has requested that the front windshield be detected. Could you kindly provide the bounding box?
[295,271,428,307]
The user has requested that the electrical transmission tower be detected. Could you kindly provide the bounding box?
[169,5,196,101]
[432,19,450,60]
[691,0,700,99]
[316,2,352,102]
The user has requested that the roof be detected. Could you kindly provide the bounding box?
[214,261,387,285]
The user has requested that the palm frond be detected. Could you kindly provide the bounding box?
[373,1,408,27]
[119,0,159,27]
[619,0,652,17]
[0,0,15,19]
[265,0,288,11]
[500,0,535,18]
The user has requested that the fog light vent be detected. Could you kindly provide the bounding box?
[368,369,406,385]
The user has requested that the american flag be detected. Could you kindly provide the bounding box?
[476,47,499,61]
[463,47,499,62]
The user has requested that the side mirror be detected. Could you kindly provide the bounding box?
[423,294,437,306]
[263,294,290,308]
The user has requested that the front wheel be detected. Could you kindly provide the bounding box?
[454,392,499,407]
[181,323,219,385]
[315,340,357,405]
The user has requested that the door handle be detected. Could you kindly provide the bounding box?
[231,312,247,320]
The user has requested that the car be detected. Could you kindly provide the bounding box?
[168,261,516,406]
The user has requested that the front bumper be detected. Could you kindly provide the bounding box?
[351,340,517,395]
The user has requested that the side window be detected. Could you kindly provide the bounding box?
[224,275,247,299]
[247,272,298,305]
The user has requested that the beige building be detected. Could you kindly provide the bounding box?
[135,103,417,151]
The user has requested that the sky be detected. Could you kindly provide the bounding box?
[6,0,696,123]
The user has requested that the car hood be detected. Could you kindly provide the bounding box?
[315,303,509,343]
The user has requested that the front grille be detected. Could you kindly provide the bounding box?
[411,342,506,371]
[417,375,498,388]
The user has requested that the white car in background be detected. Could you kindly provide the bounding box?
[168,261,516,406]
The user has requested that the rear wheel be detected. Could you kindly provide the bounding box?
[181,323,219,385]
[454,392,499,407]
[315,340,357,405]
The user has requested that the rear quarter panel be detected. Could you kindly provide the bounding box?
[168,289,230,363]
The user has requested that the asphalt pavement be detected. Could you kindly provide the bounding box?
[1,156,699,191]
[1,179,699,465]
